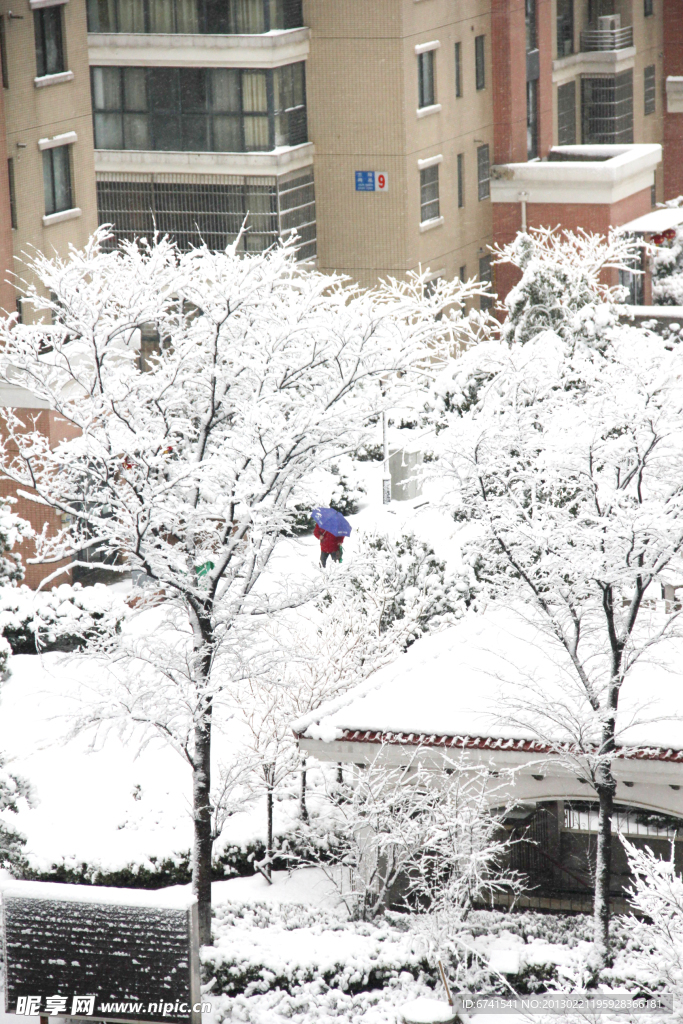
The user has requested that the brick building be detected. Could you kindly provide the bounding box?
[0,0,681,584]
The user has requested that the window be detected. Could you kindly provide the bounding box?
[619,259,644,305]
[556,0,573,57]
[644,0,654,15]
[7,158,16,229]
[457,152,464,208]
[525,0,536,52]
[420,165,439,223]
[557,81,576,144]
[96,168,316,258]
[581,71,633,144]
[459,265,466,282]
[454,41,462,97]
[479,255,492,311]
[86,0,303,33]
[475,35,485,90]
[418,50,435,108]
[565,802,680,839]
[527,78,538,158]
[34,5,65,78]
[477,143,490,200]
[42,145,73,216]
[644,64,656,115]
[91,64,307,152]
[0,16,8,88]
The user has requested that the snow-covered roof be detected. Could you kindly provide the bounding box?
[619,208,683,233]
[294,608,683,756]
[0,878,196,908]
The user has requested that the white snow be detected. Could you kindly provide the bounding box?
[0,876,195,907]
[297,605,683,751]
[400,998,455,1023]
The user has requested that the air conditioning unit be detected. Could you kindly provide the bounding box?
[598,14,621,30]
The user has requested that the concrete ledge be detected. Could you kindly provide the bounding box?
[552,45,635,83]
[38,131,78,150]
[42,207,82,227]
[94,142,315,177]
[87,27,310,68]
[416,103,441,119]
[34,70,74,88]
[419,216,444,233]
[491,143,661,206]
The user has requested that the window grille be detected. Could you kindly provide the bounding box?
[457,153,464,208]
[556,0,574,56]
[557,80,576,144]
[475,35,485,90]
[96,168,316,259]
[418,50,435,108]
[91,64,307,153]
[34,6,65,78]
[419,165,439,223]
[581,70,633,144]
[454,42,462,98]
[644,64,656,115]
[87,0,303,33]
[477,143,490,200]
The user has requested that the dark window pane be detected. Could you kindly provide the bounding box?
[556,0,573,57]
[34,7,65,78]
[182,114,209,150]
[644,64,656,115]
[124,67,147,110]
[457,152,464,208]
[92,66,122,110]
[0,16,9,87]
[644,0,653,15]
[454,41,462,97]
[94,111,124,148]
[180,68,207,111]
[117,0,145,31]
[87,0,117,31]
[557,80,576,144]
[148,0,175,32]
[52,145,72,210]
[211,68,240,112]
[148,68,179,112]
[204,0,233,31]
[420,164,439,222]
[527,78,538,158]
[479,255,493,311]
[123,113,149,148]
[418,50,435,108]
[151,113,181,149]
[212,115,242,151]
[475,35,485,90]
[477,144,490,200]
[525,0,536,51]
[42,151,55,215]
[8,157,16,228]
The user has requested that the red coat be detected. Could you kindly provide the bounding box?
[314,524,344,553]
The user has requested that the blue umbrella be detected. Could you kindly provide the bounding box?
[310,507,352,537]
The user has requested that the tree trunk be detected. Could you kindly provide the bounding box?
[192,711,213,946]
[337,763,343,785]
[266,779,274,881]
[593,768,616,967]
[300,756,309,823]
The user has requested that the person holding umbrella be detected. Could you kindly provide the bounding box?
[311,507,352,567]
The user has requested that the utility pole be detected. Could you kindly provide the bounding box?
[382,409,391,504]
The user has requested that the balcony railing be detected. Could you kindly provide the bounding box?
[580,25,633,51]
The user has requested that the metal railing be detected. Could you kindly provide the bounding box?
[581,25,633,50]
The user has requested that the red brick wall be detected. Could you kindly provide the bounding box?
[663,0,683,201]
[0,83,15,317]
[492,187,654,305]
[0,409,81,589]
[491,0,527,164]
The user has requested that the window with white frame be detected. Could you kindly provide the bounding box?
[477,143,490,200]
[418,50,435,108]
[34,4,65,78]
[420,164,439,223]
[42,145,73,215]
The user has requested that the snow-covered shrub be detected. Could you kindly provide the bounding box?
[652,199,683,306]
[0,753,32,871]
[347,531,472,650]
[0,583,126,654]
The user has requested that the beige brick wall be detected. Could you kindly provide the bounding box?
[1,0,98,314]
[304,0,494,289]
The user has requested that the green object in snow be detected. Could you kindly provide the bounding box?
[195,560,215,577]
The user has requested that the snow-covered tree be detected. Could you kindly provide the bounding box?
[430,227,683,963]
[0,755,32,871]
[0,229,482,941]
[294,750,518,922]
[652,199,683,306]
